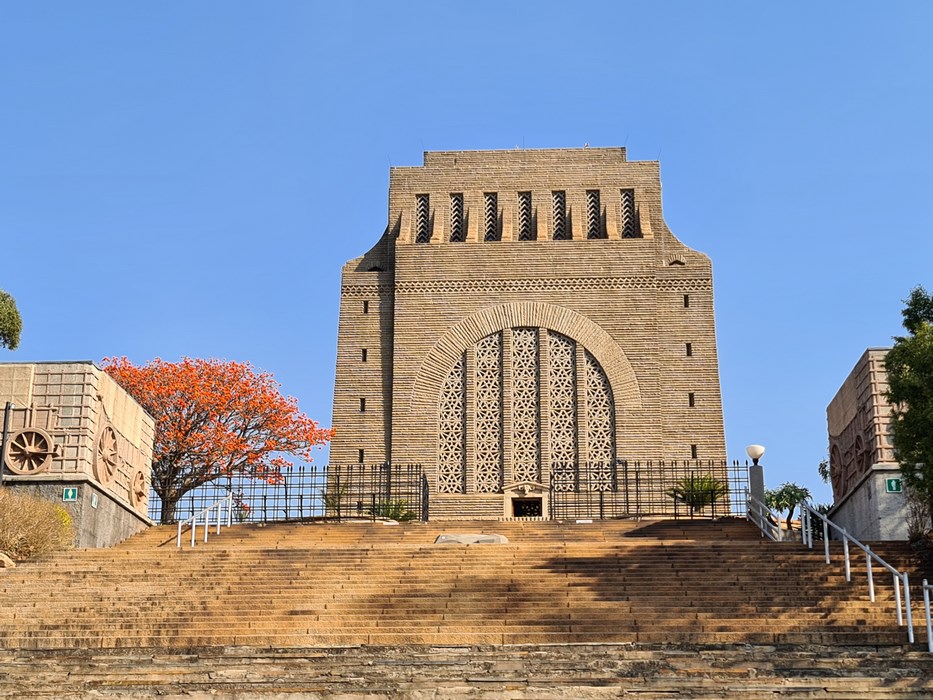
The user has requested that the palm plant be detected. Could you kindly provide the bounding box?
[765,482,812,531]
[667,474,729,515]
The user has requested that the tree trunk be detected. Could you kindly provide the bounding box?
[159,495,180,525]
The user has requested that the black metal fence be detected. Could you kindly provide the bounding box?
[149,460,748,524]
[548,459,749,521]
[148,463,427,525]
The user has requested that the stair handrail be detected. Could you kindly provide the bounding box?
[922,579,933,653]
[747,494,782,541]
[176,494,233,548]
[798,500,914,644]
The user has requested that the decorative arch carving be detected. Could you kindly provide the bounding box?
[410,303,642,463]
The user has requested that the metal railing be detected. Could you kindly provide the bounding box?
[799,500,914,644]
[176,494,233,548]
[923,579,933,653]
[746,494,782,541]
[151,463,427,525]
[548,459,748,521]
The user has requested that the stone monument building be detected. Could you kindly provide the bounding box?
[331,148,727,519]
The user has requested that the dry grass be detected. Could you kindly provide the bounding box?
[0,488,74,560]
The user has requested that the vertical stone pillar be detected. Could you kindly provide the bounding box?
[502,328,514,486]
[575,343,588,475]
[464,346,476,493]
[606,189,621,240]
[501,196,514,242]
[749,463,766,508]
[538,328,551,485]
[465,192,480,243]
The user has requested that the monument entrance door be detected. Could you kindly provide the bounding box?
[512,498,542,518]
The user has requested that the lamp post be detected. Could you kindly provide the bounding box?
[0,402,13,488]
[745,444,766,507]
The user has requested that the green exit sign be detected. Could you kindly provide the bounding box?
[885,478,902,494]
[62,487,78,502]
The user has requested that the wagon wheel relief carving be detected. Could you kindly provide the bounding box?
[3,428,56,475]
[130,470,147,507]
[94,426,119,484]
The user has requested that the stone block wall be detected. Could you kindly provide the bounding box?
[0,362,154,546]
[826,348,896,501]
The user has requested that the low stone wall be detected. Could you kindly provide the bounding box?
[829,465,908,541]
[3,479,149,548]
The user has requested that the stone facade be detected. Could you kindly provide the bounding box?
[332,148,727,518]
[826,348,897,501]
[0,362,154,546]
[826,348,907,540]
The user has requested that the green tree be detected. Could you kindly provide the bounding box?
[885,285,933,529]
[817,458,830,484]
[765,482,812,530]
[0,290,22,350]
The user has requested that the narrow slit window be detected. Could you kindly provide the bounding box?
[449,193,464,242]
[688,392,696,408]
[362,300,370,314]
[683,294,690,308]
[690,444,698,459]
[620,189,637,238]
[359,398,366,412]
[358,449,365,464]
[586,190,601,239]
[552,191,567,240]
[361,348,368,362]
[484,192,499,241]
[685,342,693,357]
[415,194,430,243]
[518,192,533,240]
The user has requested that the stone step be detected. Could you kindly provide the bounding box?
[2,643,931,699]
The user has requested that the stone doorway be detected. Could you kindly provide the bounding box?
[503,481,549,519]
[512,498,542,518]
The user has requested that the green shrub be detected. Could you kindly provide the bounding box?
[0,489,75,560]
[667,475,729,514]
[368,498,416,522]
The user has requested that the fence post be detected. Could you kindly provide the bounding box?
[823,520,830,563]
[635,469,640,518]
[843,531,851,582]
[421,472,429,522]
[923,579,932,652]
[903,572,914,644]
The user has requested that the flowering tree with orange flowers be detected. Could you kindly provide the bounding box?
[102,357,333,524]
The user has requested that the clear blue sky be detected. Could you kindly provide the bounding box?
[3,1,931,504]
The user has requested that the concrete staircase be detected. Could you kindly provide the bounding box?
[1,517,931,697]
